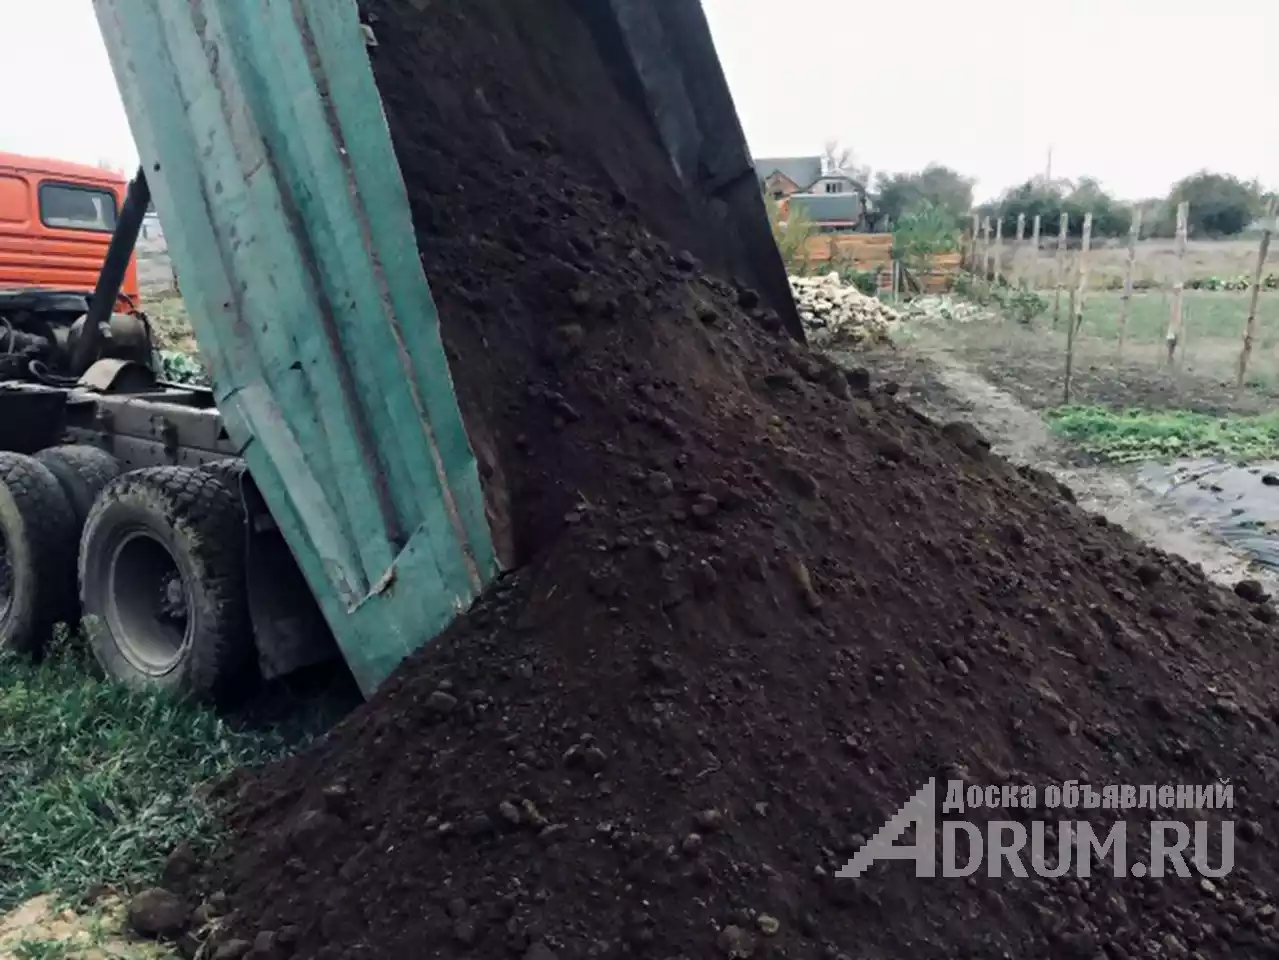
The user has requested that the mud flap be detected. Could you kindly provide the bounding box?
[218,462,338,680]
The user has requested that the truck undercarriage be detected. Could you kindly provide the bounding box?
[0,172,335,697]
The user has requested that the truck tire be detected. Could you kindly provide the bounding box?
[78,466,254,702]
[199,458,247,496]
[0,452,78,654]
[35,445,122,529]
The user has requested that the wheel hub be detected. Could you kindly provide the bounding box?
[108,531,190,674]
[159,572,187,623]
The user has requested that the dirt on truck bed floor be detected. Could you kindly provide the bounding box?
[198,3,1279,958]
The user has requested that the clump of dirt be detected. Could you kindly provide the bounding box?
[207,2,1279,958]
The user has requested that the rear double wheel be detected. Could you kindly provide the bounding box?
[78,466,255,702]
[36,445,122,529]
[0,453,78,654]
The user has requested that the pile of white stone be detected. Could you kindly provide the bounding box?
[899,295,995,325]
[789,273,901,348]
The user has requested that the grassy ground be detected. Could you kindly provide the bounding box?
[0,639,289,914]
[1005,237,1279,290]
[141,291,196,357]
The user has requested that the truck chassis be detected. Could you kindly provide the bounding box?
[0,365,336,700]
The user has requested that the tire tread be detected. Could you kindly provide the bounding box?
[35,445,122,528]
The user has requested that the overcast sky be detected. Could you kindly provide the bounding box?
[2,0,1273,203]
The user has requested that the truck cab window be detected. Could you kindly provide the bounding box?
[39,183,118,232]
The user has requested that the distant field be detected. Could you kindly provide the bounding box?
[998,237,1278,289]
[1077,288,1279,350]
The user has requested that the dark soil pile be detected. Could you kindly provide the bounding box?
[206,3,1279,958]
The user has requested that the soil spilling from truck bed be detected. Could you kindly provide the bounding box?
[208,3,1279,958]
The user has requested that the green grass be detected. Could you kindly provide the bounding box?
[0,639,288,912]
[1074,290,1279,351]
[1046,405,1279,463]
[920,287,1279,355]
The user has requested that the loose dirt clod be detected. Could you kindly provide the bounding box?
[126,888,187,939]
[209,1,1279,958]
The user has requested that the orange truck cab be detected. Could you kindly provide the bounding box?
[0,152,137,310]
[0,153,145,379]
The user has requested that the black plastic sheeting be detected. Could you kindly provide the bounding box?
[1138,458,1279,570]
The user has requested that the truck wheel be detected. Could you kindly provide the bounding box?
[36,445,122,529]
[78,466,254,701]
[0,453,78,654]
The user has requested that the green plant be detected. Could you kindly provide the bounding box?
[892,202,960,289]
[765,194,816,273]
[1046,406,1279,463]
[159,350,208,386]
[836,266,879,296]
[0,639,290,910]
[990,286,1048,325]
[1185,273,1278,292]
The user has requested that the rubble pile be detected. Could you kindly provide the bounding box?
[900,293,997,325]
[789,273,901,347]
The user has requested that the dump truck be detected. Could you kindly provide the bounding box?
[0,0,798,701]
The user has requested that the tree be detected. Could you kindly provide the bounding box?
[981,177,1131,239]
[821,139,872,186]
[765,194,815,273]
[892,201,960,276]
[1065,177,1131,238]
[1165,171,1262,237]
[874,165,975,225]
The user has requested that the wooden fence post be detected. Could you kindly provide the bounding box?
[1164,201,1189,364]
[1117,207,1143,355]
[1014,213,1026,289]
[970,213,980,275]
[1029,214,1041,290]
[1063,213,1093,404]
[1238,199,1276,386]
[1052,212,1069,327]
[993,217,1004,286]
[981,216,991,287]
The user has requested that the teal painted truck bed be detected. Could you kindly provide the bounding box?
[94,0,499,695]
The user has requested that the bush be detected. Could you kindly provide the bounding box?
[990,286,1048,324]
[837,268,880,296]
[1185,272,1279,292]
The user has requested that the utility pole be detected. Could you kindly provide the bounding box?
[1045,145,1053,185]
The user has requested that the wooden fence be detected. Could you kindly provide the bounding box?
[963,203,1279,396]
[799,234,963,293]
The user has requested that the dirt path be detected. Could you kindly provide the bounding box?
[857,340,1279,593]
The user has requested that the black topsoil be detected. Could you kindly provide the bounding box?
[171,3,1279,959]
